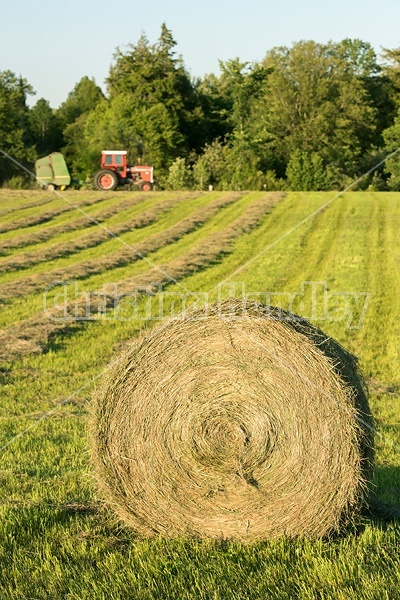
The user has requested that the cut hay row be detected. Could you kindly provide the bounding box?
[0,194,196,273]
[0,193,282,359]
[0,192,198,254]
[0,189,50,210]
[0,195,55,218]
[111,192,282,296]
[0,193,242,301]
[1,191,399,597]
[0,194,113,234]
[0,195,150,254]
[91,300,373,540]
[0,195,102,226]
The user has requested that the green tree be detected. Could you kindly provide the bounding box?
[142,103,184,172]
[338,38,380,77]
[0,70,36,184]
[286,150,329,190]
[84,94,184,180]
[380,47,400,108]
[193,140,227,189]
[58,76,105,126]
[167,157,193,190]
[257,41,377,184]
[383,112,400,189]
[58,76,105,177]
[221,136,264,190]
[339,40,394,161]
[218,59,270,134]
[29,98,63,156]
[101,24,203,177]
[84,96,143,159]
[194,73,232,144]
[199,60,270,189]
[219,59,253,135]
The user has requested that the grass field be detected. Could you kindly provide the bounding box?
[0,188,399,599]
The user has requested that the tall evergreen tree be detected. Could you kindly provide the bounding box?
[58,76,105,126]
[96,24,200,178]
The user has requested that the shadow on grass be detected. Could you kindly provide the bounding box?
[44,321,93,353]
[364,464,400,525]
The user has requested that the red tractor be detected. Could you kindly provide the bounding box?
[93,151,154,191]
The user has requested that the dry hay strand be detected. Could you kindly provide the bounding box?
[0,330,43,360]
[91,300,373,541]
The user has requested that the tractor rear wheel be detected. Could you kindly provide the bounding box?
[94,170,118,191]
[138,180,153,192]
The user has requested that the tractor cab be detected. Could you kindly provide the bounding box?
[100,150,128,179]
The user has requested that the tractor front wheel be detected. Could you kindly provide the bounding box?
[138,180,153,192]
[94,170,118,191]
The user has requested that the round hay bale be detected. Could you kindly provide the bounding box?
[91,300,374,540]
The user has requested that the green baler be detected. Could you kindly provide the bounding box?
[35,152,71,191]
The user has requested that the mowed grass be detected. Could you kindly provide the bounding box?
[0,190,399,599]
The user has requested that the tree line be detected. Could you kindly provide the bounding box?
[2,24,400,191]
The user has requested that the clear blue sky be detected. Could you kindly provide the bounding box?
[2,0,400,108]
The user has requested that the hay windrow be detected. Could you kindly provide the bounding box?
[0,329,43,359]
[0,195,54,218]
[91,300,374,540]
[0,192,244,301]
[0,193,113,234]
[0,193,281,357]
[0,196,144,253]
[0,193,199,254]
[0,194,197,272]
